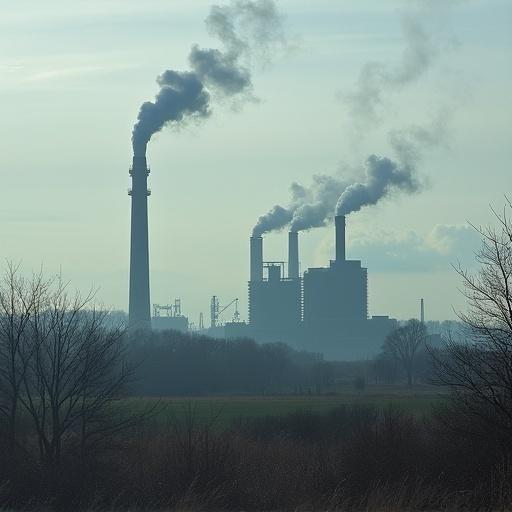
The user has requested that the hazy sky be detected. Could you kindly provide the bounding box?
[1,0,511,324]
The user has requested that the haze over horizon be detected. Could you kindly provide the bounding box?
[1,0,511,323]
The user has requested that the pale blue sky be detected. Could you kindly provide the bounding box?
[0,0,511,323]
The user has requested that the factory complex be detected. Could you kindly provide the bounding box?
[239,214,397,360]
[127,157,397,360]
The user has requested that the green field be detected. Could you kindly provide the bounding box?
[127,386,447,428]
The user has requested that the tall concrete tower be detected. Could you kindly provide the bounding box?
[288,231,299,279]
[335,215,346,262]
[128,156,151,329]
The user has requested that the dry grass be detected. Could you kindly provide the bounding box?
[0,403,509,511]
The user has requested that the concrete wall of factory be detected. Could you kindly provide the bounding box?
[152,315,189,333]
[303,260,368,324]
[248,279,302,331]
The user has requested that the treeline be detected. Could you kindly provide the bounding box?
[127,329,331,395]
[125,326,438,396]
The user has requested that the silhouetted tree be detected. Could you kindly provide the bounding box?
[383,319,427,386]
[0,265,135,467]
[434,201,512,447]
[128,330,324,396]
[0,264,51,456]
[21,283,132,466]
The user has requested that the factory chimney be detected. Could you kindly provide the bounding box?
[288,231,299,279]
[128,156,151,329]
[335,215,346,262]
[250,236,263,281]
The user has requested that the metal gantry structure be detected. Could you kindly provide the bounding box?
[153,298,182,318]
[210,296,240,328]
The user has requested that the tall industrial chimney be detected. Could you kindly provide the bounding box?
[128,156,151,329]
[250,236,263,281]
[335,215,346,262]
[288,231,299,279]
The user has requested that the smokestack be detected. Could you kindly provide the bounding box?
[420,298,425,323]
[250,236,263,282]
[288,231,299,279]
[335,215,346,262]
[128,156,151,329]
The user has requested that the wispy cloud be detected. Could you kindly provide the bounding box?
[22,63,136,83]
[315,224,481,273]
[349,224,481,272]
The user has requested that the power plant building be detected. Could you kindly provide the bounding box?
[246,215,396,360]
[303,216,368,324]
[248,234,302,341]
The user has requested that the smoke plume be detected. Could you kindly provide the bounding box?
[252,206,294,237]
[252,174,350,236]
[252,182,308,236]
[254,118,441,230]
[251,3,459,235]
[290,175,349,232]
[335,113,447,216]
[132,0,286,157]
[335,155,420,216]
[347,15,438,129]
[254,115,442,228]
[132,72,210,157]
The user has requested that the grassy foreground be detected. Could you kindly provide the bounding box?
[125,385,446,427]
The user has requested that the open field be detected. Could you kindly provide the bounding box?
[127,385,448,427]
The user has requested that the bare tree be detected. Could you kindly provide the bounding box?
[383,319,427,386]
[0,263,52,456]
[20,279,135,466]
[434,200,512,445]
[0,265,139,467]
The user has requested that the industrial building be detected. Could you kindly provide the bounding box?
[248,232,302,341]
[125,156,394,358]
[246,215,397,360]
[303,216,368,324]
[152,300,189,332]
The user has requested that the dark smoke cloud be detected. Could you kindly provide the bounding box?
[189,46,251,96]
[252,205,293,237]
[255,114,442,228]
[132,0,286,157]
[290,175,349,232]
[252,174,349,236]
[335,155,420,216]
[252,182,309,236]
[255,111,445,229]
[132,72,210,157]
[335,114,447,216]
